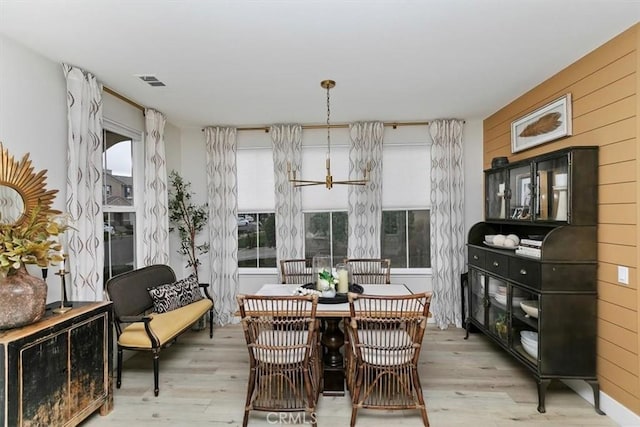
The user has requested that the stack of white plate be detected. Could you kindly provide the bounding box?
[494,285,507,305]
[520,330,538,358]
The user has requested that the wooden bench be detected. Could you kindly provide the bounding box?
[105,264,214,396]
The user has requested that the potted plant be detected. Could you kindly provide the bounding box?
[168,171,210,330]
[0,206,68,329]
[495,313,508,340]
[168,171,209,281]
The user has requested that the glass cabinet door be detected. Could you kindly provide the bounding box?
[508,164,533,221]
[486,275,509,345]
[469,269,486,327]
[485,169,508,220]
[534,155,569,222]
[509,285,539,366]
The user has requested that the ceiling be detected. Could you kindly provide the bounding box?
[1,0,639,128]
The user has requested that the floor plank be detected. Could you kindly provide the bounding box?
[81,324,617,426]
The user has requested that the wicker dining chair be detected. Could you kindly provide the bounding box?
[236,294,322,427]
[344,258,391,284]
[280,259,313,284]
[345,292,432,427]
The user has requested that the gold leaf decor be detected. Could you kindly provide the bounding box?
[0,142,59,226]
[519,112,562,138]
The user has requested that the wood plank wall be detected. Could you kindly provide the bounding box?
[483,24,640,414]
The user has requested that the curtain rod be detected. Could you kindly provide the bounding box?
[201,120,446,133]
[103,86,145,112]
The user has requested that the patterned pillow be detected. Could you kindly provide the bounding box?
[148,275,203,314]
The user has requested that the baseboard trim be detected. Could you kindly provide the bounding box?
[563,379,640,427]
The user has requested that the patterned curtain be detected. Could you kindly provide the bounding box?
[429,119,465,329]
[347,121,384,258]
[142,109,170,265]
[270,124,304,268]
[204,126,239,325]
[63,64,103,301]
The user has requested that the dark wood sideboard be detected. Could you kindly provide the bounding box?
[0,301,113,426]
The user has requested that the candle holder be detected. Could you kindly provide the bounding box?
[52,269,72,314]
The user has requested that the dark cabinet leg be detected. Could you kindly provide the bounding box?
[587,380,606,415]
[537,379,551,413]
[464,319,470,339]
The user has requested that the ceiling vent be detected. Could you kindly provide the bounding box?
[135,74,166,87]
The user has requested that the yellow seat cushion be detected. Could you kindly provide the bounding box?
[118,299,213,349]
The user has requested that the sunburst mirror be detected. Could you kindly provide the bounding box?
[0,142,59,225]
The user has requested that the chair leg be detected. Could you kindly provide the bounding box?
[412,368,430,427]
[243,367,256,427]
[116,347,123,388]
[153,350,160,396]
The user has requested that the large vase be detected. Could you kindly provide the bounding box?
[0,266,47,329]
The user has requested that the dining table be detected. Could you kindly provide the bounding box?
[255,283,414,396]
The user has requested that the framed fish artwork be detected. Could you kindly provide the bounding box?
[511,94,572,153]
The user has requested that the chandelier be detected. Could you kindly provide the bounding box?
[288,79,371,189]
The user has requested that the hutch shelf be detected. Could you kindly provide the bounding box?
[465,146,603,414]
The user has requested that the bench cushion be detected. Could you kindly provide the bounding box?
[118,299,213,348]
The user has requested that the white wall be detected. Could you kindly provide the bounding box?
[0,34,68,301]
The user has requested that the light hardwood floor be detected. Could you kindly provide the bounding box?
[82,324,618,426]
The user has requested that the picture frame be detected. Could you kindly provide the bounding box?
[511,94,572,153]
[516,173,532,208]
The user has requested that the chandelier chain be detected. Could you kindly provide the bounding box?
[326,83,331,158]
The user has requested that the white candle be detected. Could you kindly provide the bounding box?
[498,183,505,193]
[337,269,349,293]
[59,246,65,271]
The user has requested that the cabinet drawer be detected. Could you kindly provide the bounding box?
[485,252,508,276]
[509,257,541,288]
[468,247,485,268]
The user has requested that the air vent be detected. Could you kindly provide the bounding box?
[135,74,166,87]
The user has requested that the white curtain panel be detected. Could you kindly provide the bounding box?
[347,121,384,258]
[62,63,104,301]
[142,108,170,265]
[205,126,239,325]
[270,124,304,268]
[429,119,465,329]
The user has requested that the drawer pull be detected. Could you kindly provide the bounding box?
[520,269,527,275]
[493,261,499,267]
[473,255,479,260]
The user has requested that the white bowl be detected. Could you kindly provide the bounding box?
[485,235,496,244]
[520,300,539,318]
[511,296,526,308]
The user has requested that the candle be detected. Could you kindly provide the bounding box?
[337,269,349,293]
[59,246,65,271]
[498,183,505,193]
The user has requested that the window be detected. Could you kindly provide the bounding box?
[381,209,430,268]
[304,211,347,265]
[103,127,141,283]
[236,147,275,269]
[238,212,276,268]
